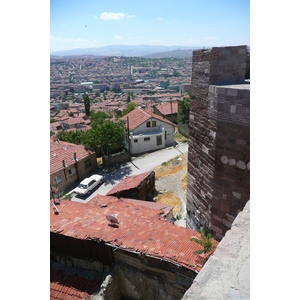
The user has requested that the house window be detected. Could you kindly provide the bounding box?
[85,159,92,169]
[165,131,167,140]
[134,139,138,143]
[146,121,151,128]
[53,175,62,185]
[144,137,150,142]
[68,167,76,177]
[157,135,162,146]
[152,120,156,127]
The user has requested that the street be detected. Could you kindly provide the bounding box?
[71,143,188,203]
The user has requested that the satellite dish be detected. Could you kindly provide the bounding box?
[106,214,119,227]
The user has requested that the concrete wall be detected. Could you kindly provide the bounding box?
[103,152,130,168]
[113,249,197,300]
[129,119,174,155]
[186,46,250,240]
[182,201,250,300]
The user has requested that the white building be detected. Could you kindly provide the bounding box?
[121,108,175,155]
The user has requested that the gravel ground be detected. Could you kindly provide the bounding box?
[155,152,188,228]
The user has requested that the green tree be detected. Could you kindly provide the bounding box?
[90,110,107,129]
[83,94,91,116]
[57,129,83,144]
[178,93,191,125]
[122,102,137,116]
[83,120,126,156]
[190,228,215,254]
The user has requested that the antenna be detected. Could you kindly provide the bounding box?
[52,202,65,215]
[106,214,119,227]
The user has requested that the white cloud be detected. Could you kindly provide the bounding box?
[50,36,102,52]
[113,35,123,40]
[100,12,136,20]
[157,17,164,21]
[205,36,218,40]
[100,12,125,20]
[126,14,136,19]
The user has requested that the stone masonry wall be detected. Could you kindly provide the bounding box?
[186,46,249,240]
[182,201,250,300]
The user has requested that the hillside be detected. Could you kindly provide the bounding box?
[50,44,201,57]
[143,49,196,59]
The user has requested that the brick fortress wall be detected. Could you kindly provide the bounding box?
[186,46,250,240]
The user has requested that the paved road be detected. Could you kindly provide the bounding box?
[71,143,188,203]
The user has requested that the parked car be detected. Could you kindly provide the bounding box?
[74,174,104,196]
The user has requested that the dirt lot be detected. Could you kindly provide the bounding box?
[154,152,188,227]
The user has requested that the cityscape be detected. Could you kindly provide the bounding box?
[49,1,250,299]
[50,45,250,300]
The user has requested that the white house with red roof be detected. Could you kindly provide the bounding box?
[121,107,174,155]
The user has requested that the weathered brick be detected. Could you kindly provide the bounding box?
[186,46,250,240]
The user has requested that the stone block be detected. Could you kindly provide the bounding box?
[222,218,232,228]
[226,88,238,97]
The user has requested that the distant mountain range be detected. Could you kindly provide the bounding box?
[50,45,204,58]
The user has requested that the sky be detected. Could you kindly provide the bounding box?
[50,0,250,52]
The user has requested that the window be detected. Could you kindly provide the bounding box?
[152,120,156,127]
[144,137,150,142]
[88,180,96,187]
[68,167,76,177]
[165,131,167,140]
[53,175,62,185]
[85,159,92,169]
[157,135,162,146]
[146,121,151,128]
[134,139,138,143]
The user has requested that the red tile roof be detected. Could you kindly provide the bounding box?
[50,196,218,272]
[106,171,153,196]
[63,117,85,126]
[120,107,174,131]
[155,101,178,116]
[50,140,95,175]
[50,267,102,300]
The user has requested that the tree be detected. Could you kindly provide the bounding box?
[57,129,83,144]
[122,102,137,116]
[83,94,90,116]
[190,228,215,254]
[90,110,107,129]
[82,120,126,156]
[178,93,191,125]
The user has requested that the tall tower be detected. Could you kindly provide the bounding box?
[186,46,250,240]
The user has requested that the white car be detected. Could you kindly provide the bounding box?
[74,174,104,196]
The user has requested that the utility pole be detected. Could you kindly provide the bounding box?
[170,97,174,124]
[127,116,131,159]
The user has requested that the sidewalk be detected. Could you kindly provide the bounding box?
[70,142,188,202]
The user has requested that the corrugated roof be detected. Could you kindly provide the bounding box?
[106,171,153,196]
[50,196,218,272]
[155,101,178,116]
[50,266,102,300]
[50,140,95,175]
